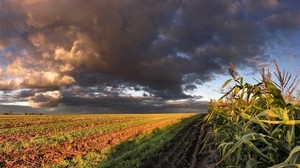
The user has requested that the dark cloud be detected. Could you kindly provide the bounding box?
[60,96,207,113]
[267,11,300,30]
[0,0,300,110]
[15,89,35,98]
[27,91,62,107]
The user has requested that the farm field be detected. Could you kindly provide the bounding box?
[0,113,199,167]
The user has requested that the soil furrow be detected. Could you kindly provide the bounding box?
[0,118,182,168]
[153,116,205,168]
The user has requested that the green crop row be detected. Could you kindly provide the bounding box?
[0,117,138,134]
[0,114,135,129]
[0,114,177,134]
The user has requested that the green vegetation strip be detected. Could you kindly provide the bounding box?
[0,114,182,133]
[47,114,201,168]
[0,114,138,131]
[0,117,137,134]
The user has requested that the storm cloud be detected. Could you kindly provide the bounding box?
[0,0,300,110]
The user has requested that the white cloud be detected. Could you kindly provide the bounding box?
[22,71,75,88]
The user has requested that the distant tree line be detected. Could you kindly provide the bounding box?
[2,111,44,115]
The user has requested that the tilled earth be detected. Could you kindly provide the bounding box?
[0,114,215,168]
[152,117,217,168]
[0,118,181,168]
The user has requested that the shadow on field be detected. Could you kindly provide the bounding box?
[98,114,202,168]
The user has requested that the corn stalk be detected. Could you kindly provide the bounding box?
[201,62,300,167]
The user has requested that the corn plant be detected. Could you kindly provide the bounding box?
[201,62,300,167]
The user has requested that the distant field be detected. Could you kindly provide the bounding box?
[0,113,197,167]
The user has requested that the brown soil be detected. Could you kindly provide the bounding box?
[0,114,216,168]
[152,116,217,168]
[0,118,181,168]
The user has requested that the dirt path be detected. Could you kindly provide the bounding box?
[152,116,216,168]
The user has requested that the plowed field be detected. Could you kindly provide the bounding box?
[0,113,196,168]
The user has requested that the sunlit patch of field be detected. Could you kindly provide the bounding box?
[0,113,196,167]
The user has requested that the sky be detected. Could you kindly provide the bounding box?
[1,0,300,113]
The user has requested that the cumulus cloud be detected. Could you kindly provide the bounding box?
[0,79,22,90]
[22,71,75,88]
[6,58,28,76]
[0,0,300,109]
[1,57,75,90]
[28,90,62,107]
[267,11,300,29]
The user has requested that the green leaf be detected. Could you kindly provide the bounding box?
[259,109,281,119]
[265,81,286,106]
[222,79,232,88]
[234,86,240,96]
[218,133,269,165]
[219,86,235,100]
[258,119,300,125]
[270,146,300,168]
[244,139,269,161]
[245,158,262,168]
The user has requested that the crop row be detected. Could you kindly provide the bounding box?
[0,113,195,167]
[0,114,193,154]
[0,114,137,129]
[0,114,176,134]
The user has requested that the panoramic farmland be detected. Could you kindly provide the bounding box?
[0,114,200,167]
[1,0,300,168]
[0,113,200,167]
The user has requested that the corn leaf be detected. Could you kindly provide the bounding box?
[265,81,286,106]
[245,158,262,168]
[222,79,232,88]
[258,120,300,125]
[270,146,300,168]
